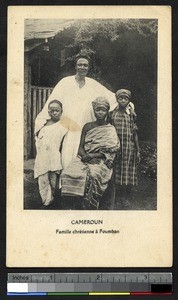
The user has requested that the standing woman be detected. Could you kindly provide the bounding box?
[109,89,140,208]
[35,51,117,169]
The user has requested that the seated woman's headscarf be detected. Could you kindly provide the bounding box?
[92,97,110,111]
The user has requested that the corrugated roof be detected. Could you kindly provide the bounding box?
[24,19,74,40]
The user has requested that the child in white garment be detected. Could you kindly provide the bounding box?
[34,100,67,207]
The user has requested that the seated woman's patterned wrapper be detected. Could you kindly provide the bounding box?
[61,97,120,209]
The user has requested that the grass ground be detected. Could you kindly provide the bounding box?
[24,160,156,210]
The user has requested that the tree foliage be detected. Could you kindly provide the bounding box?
[32,19,158,142]
[62,19,157,57]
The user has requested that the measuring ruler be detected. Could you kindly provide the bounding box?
[7,273,173,296]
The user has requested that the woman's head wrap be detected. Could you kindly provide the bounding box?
[115,89,131,99]
[75,50,91,65]
[92,97,110,111]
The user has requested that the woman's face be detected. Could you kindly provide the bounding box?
[75,58,89,77]
[94,106,108,121]
[117,95,130,108]
[48,103,62,121]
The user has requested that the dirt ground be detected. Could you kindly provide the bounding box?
[24,159,156,210]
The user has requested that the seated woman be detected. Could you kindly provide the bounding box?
[61,97,120,209]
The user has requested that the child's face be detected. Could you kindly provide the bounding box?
[116,95,130,108]
[48,103,62,121]
[94,106,108,120]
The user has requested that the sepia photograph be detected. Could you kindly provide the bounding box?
[7,6,172,267]
[24,18,157,211]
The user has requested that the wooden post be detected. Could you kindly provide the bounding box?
[31,87,37,158]
[24,52,32,160]
[43,88,47,106]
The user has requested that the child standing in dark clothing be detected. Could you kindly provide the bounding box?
[109,89,140,208]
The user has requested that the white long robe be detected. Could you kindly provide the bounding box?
[35,76,118,168]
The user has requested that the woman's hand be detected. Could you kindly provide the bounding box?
[81,153,104,163]
[81,154,92,162]
[88,158,101,165]
[104,159,113,169]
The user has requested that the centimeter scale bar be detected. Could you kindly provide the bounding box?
[7,273,173,295]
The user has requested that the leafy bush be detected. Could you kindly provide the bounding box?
[139,142,157,181]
